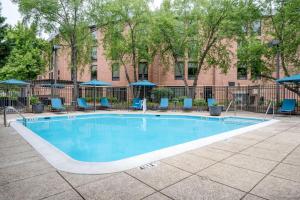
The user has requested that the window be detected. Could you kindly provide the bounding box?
[252,20,261,35]
[112,63,120,81]
[188,62,197,80]
[91,47,97,60]
[175,61,184,80]
[237,62,247,80]
[91,27,97,40]
[91,65,97,80]
[138,62,148,80]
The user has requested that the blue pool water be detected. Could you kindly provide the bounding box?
[24,114,263,162]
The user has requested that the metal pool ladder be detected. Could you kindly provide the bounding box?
[264,101,275,120]
[2,106,27,127]
[225,100,236,116]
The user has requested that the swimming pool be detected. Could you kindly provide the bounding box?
[12,113,277,174]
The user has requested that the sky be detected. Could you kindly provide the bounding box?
[1,0,163,26]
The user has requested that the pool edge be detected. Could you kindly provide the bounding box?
[11,115,279,174]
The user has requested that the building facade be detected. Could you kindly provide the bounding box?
[39,21,276,88]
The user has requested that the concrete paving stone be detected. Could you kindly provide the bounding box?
[240,146,288,162]
[143,192,172,200]
[0,159,54,186]
[224,137,259,146]
[197,163,264,192]
[251,175,300,200]
[209,140,249,153]
[0,138,28,149]
[77,172,154,200]
[188,146,233,161]
[267,133,300,145]
[234,134,265,142]
[126,162,190,190]
[43,189,83,200]
[254,141,297,153]
[271,163,300,183]
[0,144,33,157]
[0,172,71,200]
[161,175,245,200]
[162,153,216,173]
[283,153,300,166]
[222,153,278,174]
[59,171,115,187]
[243,194,266,200]
[0,150,40,168]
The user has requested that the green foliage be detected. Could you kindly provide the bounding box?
[16,0,96,99]
[0,23,50,80]
[0,4,11,67]
[211,102,219,106]
[30,96,40,105]
[151,88,174,102]
[90,0,154,83]
[236,0,300,83]
[193,98,207,106]
[107,96,118,103]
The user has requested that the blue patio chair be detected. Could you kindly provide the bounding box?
[100,97,112,108]
[51,98,66,112]
[77,98,93,110]
[208,98,217,107]
[278,99,296,115]
[130,98,142,110]
[183,98,193,110]
[159,98,169,110]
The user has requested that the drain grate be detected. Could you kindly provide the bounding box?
[139,162,158,170]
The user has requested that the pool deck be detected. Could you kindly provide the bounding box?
[0,111,300,200]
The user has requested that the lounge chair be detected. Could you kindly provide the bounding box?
[183,98,193,110]
[208,98,217,107]
[100,97,112,108]
[278,99,296,116]
[51,98,66,112]
[77,98,93,110]
[130,98,142,110]
[159,98,169,110]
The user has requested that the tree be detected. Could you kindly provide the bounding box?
[237,0,300,95]
[152,0,196,96]
[0,23,49,80]
[15,0,95,100]
[190,0,237,97]
[89,0,154,84]
[0,3,11,67]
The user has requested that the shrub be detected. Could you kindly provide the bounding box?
[30,96,40,105]
[107,96,118,103]
[193,98,207,106]
[152,88,174,102]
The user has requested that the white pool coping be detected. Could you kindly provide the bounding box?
[11,113,278,174]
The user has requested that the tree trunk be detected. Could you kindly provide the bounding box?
[192,37,217,98]
[71,44,78,101]
[174,56,189,97]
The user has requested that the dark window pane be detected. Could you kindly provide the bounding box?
[91,47,97,60]
[252,20,261,35]
[188,62,197,80]
[138,62,148,80]
[91,65,97,80]
[237,62,247,80]
[175,61,184,80]
[112,63,120,81]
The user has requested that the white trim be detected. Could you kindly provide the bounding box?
[11,114,278,174]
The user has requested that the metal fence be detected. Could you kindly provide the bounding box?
[0,83,299,113]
